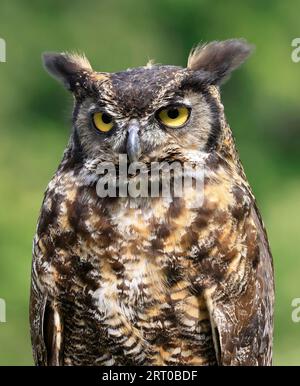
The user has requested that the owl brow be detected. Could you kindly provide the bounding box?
[88,103,117,119]
[93,99,106,108]
[150,73,187,110]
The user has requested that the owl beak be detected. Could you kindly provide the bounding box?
[126,119,141,162]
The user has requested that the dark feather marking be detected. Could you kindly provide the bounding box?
[203,88,222,151]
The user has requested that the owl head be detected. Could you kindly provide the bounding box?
[43,39,252,169]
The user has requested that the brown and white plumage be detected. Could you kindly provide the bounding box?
[30,39,274,366]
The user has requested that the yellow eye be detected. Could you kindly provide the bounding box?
[158,106,190,128]
[93,112,114,132]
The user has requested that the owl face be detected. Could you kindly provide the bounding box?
[43,40,252,167]
[74,66,216,165]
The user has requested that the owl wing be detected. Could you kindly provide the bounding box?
[204,202,274,366]
[30,241,64,366]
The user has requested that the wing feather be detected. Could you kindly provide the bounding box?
[204,202,274,365]
[30,243,64,366]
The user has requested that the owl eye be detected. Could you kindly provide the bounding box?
[157,106,190,128]
[92,112,114,132]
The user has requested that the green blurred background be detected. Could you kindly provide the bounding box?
[0,0,299,365]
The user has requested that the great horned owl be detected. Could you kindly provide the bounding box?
[30,39,274,366]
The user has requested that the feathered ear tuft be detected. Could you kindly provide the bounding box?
[42,51,92,91]
[187,39,253,85]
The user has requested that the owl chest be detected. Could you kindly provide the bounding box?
[84,199,202,317]
[41,194,215,363]
[87,203,174,308]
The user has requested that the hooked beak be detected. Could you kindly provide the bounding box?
[126,119,141,162]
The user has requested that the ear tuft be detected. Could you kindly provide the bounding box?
[187,39,253,85]
[42,51,92,90]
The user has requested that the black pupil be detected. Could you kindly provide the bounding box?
[102,113,112,124]
[167,108,179,119]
